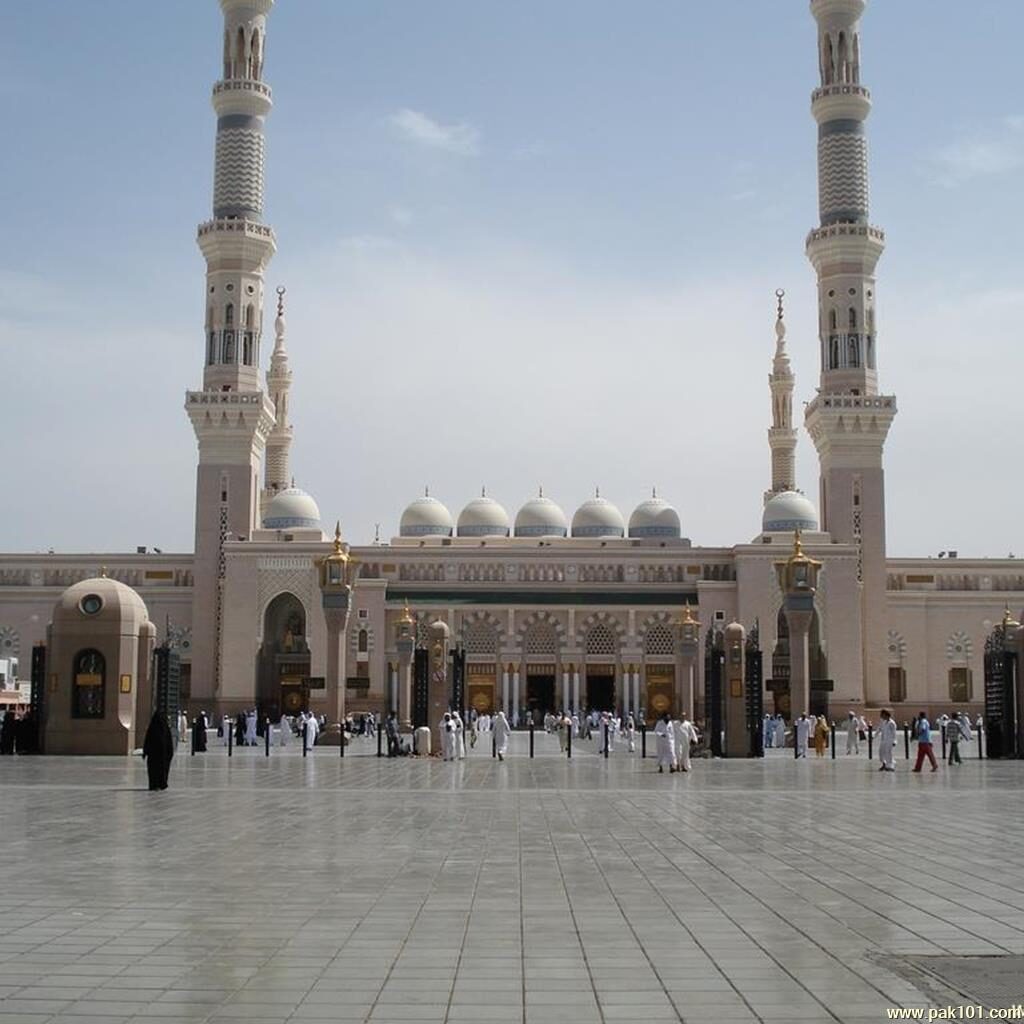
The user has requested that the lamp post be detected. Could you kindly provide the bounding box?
[775,530,822,718]
[395,601,415,733]
[678,602,701,718]
[318,523,358,739]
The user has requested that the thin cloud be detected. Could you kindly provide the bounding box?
[933,116,1024,186]
[388,108,480,156]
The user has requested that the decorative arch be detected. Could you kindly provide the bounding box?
[639,612,676,656]
[946,631,972,662]
[261,591,308,649]
[516,610,566,647]
[460,611,504,654]
[886,629,906,663]
[235,26,246,78]
[574,611,625,649]
[350,624,375,654]
[250,28,261,79]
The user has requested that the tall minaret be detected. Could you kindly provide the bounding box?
[263,285,294,507]
[765,289,797,503]
[186,0,277,707]
[803,0,896,705]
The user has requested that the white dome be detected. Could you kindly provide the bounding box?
[400,495,453,538]
[571,495,625,538]
[629,495,681,539]
[762,490,819,533]
[514,494,568,538]
[263,487,322,530]
[457,494,510,538]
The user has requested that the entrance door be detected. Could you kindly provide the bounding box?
[586,672,615,711]
[526,675,555,723]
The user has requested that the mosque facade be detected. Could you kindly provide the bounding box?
[2,0,1021,727]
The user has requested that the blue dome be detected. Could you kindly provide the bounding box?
[263,487,322,530]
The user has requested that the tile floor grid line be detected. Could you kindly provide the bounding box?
[625,797,861,1021]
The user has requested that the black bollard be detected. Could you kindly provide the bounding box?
[903,724,910,760]
[340,721,345,758]
[302,723,308,758]
[567,723,572,759]
[191,720,197,757]
[227,722,232,758]
[492,730,496,759]
[941,723,948,761]
[641,724,646,759]
[868,723,874,761]
[978,724,983,761]
[603,723,609,760]
[377,724,383,758]
[830,724,836,760]
[529,720,534,759]
[265,719,270,757]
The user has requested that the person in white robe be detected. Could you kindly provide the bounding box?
[673,714,699,772]
[278,714,290,747]
[845,711,861,755]
[221,715,232,746]
[624,714,636,753]
[877,707,897,771]
[762,714,773,749]
[773,715,786,748]
[511,708,520,729]
[795,713,812,758]
[571,713,580,738]
[453,711,466,759]
[440,713,454,760]
[244,710,258,746]
[304,713,319,749]
[178,710,189,744]
[493,710,511,761]
[654,713,676,773]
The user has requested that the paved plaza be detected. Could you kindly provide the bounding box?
[1,747,1023,1024]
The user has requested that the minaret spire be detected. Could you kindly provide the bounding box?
[765,289,797,502]
[803,0,896,707]
[186,0,277,711]
[263,285,294,504]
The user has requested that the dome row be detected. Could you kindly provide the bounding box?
[400,492,682,540]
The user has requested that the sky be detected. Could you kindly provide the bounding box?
[2,1,1023,558]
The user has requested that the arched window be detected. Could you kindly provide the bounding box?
[223,331,235,364]
[585,623,617,656]
[848,307,858,330]
[225,303,234,327]
[242,335,253,366]
[358,629,368,653]
[829,309,837,332]
[223,30,231,79]
[245,304,255,327]
[848,336,859,368]
[837,32,848,83]
[72,648,105,719]
[236,27,246,78]
[251,29,262,80]
[852,35,861,83]
[208,332,217,366]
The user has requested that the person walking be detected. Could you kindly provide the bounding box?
[795,713,812,758]
[493,709,511,761]
[385,712,399,757]
[654,712,676,773]
[0,710,16,755]
[912,711,938,772]
[947,712,971,766]
[143,711,174,790]
[877,708,897,771]
[673,713,699,773]
[845,711,861,755]
[813,715,829,757]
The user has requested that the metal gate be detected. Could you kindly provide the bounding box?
[984,624,1021,759]
[412,647,429,729]
[450,644,465,717]
[746,625,764,758]
[29,642,46,754]
[705,627,723,757]
[153,644,181,742]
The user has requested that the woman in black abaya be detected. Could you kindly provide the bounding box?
[143,712,174,790]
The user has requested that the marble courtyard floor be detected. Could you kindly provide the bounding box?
[1,748,1023,1024]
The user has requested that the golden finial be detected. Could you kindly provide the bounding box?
[1002,605,1020,629]
[100,565,108,579]
[680,602,698,626]
[792,528,803,558]
[399,599,415,625]
[276,285,286,317]
[333,521,343,554]
[776,288,785,321]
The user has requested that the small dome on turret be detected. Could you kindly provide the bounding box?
[762,491,819,533]
[457,491,510,538]
[514,491,568,538]
[263,486,321,529]
[400,492,453,538]
[628,492,681,539]
[571,492,625,538]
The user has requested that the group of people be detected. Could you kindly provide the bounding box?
[653,711,701,773]
[0,708,39,755]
